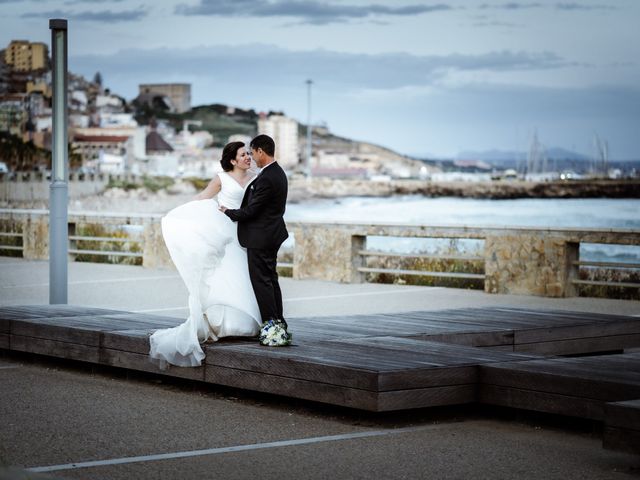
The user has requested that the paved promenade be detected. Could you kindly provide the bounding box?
[1,257,639,318]
[1,257,639,479]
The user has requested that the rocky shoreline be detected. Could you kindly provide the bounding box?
[289,178,640,202]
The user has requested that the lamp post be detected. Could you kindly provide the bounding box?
[49,19,68,304]
[305,79,313,177]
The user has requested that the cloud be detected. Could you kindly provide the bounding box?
[479,2,615,11]
[22,7,147,22]
[555,2,616,11]
[478,2,542,9]
[174,0,455,25]
[472,20,519,27]
[64,0,126,4]
[70,45,575,93]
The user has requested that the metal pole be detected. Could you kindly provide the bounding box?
[49,18,68,304]
[305,79,313,177]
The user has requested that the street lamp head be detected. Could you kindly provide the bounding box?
[49,19,68,30]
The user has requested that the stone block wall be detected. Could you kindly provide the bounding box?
[484,234,579,297]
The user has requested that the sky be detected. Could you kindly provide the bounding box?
[2,0,639,160]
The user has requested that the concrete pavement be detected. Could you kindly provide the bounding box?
[1,257,639,318]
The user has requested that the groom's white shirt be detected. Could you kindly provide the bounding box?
[258,161,276,174]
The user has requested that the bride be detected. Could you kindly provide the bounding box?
[149,141,261,368]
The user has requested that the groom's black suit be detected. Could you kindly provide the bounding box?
[223,162,288,322]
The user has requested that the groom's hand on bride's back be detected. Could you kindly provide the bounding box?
[219,206,227,213]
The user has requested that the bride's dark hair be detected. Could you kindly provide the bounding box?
[220,141,245,171]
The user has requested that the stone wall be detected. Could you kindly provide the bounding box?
[0,173,110,202]
[484,234,579,297]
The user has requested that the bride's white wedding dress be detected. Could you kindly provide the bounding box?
[149,172,261,368]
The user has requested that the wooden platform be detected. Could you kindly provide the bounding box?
[1,305,639,416]
[480,353,640,420]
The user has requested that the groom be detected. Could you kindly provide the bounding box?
[219,134,289,331]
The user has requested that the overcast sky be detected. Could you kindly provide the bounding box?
[2,0,639,159]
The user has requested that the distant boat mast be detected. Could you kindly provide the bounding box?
[525,129,546,179]
[593,133,609,177]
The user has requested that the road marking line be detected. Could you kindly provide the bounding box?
[0,365,20,370]
[133,307,189,313]
[0,262,36,267]
[28,426,426,473]
[285,287,442,302]
[1,275,181,289]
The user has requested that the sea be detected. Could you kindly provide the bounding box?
[284,197,640,262]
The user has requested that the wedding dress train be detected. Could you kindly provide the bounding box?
[149,172,261,368]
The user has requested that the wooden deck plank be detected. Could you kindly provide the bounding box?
[0,305,127,320]
[515,320,640,344]
[204,345,381,390]
[9,334,99,363]
[481,366,640,402]
[480,385,605,420]
[415,331,514,348]
[482,355,640,383]
[377,385,477,411]
[99,348,205,381]
[514,334,640,356]
[204,364,379,411]
[332,336,534,364]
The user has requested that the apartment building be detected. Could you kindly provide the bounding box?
[257,114,299,169]
[4,41,48,72]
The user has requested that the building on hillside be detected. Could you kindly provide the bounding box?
[0,56,9,94]
[138,120,178,176]
[26,77,51,98]
[0,94,26,134]
[26,90,47,119]
[4,41,48,72]
[138,83,191,113]
[73,126,146,160]
[99,113,138,128]
[96,92,125,113]
[257,113,299,169]
[228,134,251,145]
[72,133,133,173]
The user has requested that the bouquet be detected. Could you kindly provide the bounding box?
[259,319,292,347]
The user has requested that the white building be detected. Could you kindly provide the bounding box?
[257,114,299,169]
[228,134,252,146]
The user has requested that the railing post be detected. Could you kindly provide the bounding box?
[22,214,49,260]
[293,224,365,283]
[141,217,173,269]
[564,242,580,297]
[68,222,77,261]
[484,233,578,297]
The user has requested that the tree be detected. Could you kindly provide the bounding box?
[93,71,103,87]
[0,132,51,171]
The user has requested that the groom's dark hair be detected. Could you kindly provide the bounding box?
[250,134,275,157]
[220,141,245,171]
